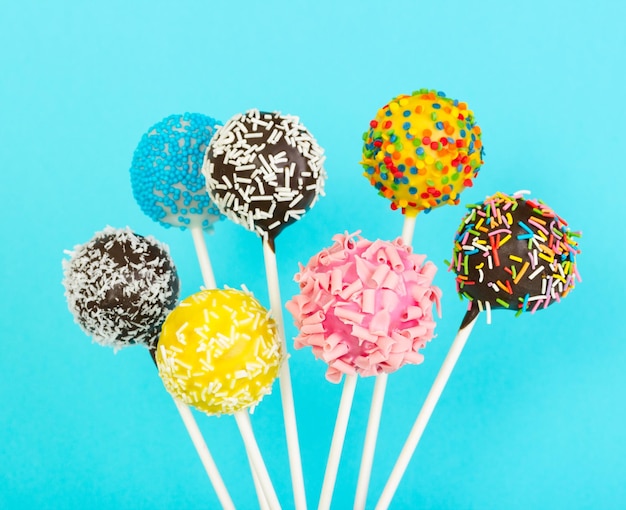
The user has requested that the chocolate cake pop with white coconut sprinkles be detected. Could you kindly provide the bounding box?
[202,109,326,242]
[62,227,180,351]
[450,191,581,323]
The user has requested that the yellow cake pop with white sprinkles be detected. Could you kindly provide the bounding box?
[361,89,484,215]
[156,288,283,416]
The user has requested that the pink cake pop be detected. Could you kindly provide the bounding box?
[287,232,441,383]
[287,231,441,508]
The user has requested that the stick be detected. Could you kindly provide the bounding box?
[148,348,235,509]
[401,214,417,247]
[234,411,282,510]
[250,460,271,510]
[317,374,358,510]
[262,237,308,510]
[190,225,216,289]
[353,372,387,510]
[353,213,417,510]
[374,310,480,510]
[173,400,236,510]
[190,226,268,509]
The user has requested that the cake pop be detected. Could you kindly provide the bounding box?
[354,89,481,510]
[203,109,326,242]
[62,226,180,351]
[156,287,284,508]
[130,112,223,231]
[361,89,484,215]
[156,288,283,416]
[287,232,441,383]
[62,228,235,508]
[287,232,440,510]
[450,191,581,323]
[375,191,581,510]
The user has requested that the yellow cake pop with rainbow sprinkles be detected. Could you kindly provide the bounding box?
[361,89,484,216]
[156,288,283,416]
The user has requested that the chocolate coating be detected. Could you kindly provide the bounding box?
[451,192,580,316]
[203,110,326,241]
[62,227,180,350]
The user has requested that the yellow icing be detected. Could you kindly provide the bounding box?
[156,288,282,416]
[361,90,483,215]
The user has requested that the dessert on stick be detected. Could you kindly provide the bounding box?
[286,232,441,510]
[204,109,325,245]
[157,288,283,416]
[361,89,484,218]
[156,287,284,509]
[130,112,223,287]
[203,108,326,510]
[451,191,580,321]
[354,89,485,510]
[62,227,234,510]
[62,227,179,352]
[375,191,581,509]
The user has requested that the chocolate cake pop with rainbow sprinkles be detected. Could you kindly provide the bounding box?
[450,191,581,321]
[361,89,484,215]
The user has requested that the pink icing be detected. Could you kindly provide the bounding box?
[286,232,441,383]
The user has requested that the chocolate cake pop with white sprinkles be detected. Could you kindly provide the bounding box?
[130,113,223,231]
[202,109,326,242]
[62,227,180,351]
[450,191,581,322]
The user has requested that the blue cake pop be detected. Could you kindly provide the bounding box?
[130,113,224,231]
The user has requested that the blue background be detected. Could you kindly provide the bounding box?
[1,1,625,508]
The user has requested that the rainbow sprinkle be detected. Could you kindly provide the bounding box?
[361,89,484,215]
[449,191,581,316]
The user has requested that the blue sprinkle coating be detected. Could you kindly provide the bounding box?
[130,113,225,231]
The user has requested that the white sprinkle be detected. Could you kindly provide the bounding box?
[174,359,192,370]
[528,266,544,280]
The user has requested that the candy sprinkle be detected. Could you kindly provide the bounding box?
[130,113,224,231]
[361,89,484,215]
[449,191,581,317]
[203,110,326,241]
[156,288,283,416]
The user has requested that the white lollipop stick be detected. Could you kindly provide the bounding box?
[318,374,358,510]
[190,226,269,509]
[251,465,271,510]
[375,313,479,510]
[262,238,308,510]
[153,349,235,508]
[353,214,417,510]
[235,411,283,510]
[173,400,235,510]
[400,214,417,247]
[190,226,217,289]
[353,373,387,510]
